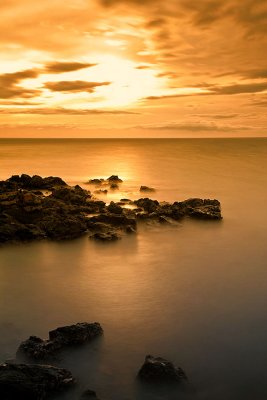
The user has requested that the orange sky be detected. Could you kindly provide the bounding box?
[0,0,267,137]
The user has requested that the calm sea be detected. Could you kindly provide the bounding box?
[0,138,267,399]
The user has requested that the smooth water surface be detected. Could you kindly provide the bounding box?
[0,138,267,399]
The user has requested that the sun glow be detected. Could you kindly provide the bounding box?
[71,54,164,108]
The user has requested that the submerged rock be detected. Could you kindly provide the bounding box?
[138,355,187,382]
[0,362,75,400]
[17,322,103,360]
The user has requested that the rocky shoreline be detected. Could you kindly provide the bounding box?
[0,174,222,244]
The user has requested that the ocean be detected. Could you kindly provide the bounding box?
[0,138,267,399]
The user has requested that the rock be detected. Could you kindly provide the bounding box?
[81,389,100,399]
[0,362,75,400]
[134,198,159,213]
[17,323,103,360]
[7,174,67,190]
[140,186,155,193]
[51,186,90,205]
[88,179,104,186]
[49,322,103,345]
[90,231,121,241]
[107,201,123,214]
[188,205,222,219]
[107,175,123,183]
[88,213,137,230]
[39,215,87,240]
[138,355,187,382]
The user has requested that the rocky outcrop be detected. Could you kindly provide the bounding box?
[17,322,103,360]
[7,174,67,190]
[0,174,222,244]
[0,362,75,400]
[138,355,187,382]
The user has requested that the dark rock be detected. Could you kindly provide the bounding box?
[107,175,123,183]
[51,186,90,205]
[140,186,155,193]
[138,355,187,382]
[134,198,159,213]
[88,213,137,230]
[88,179,104,186]
[0,362,75,400]
[49,322,103,345]
[91,231,121,241]
[39,215,87,240]
[17,323,103,360]
[7,174,67,190]
[107,201,123,214]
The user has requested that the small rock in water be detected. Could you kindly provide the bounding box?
[107,175,123,183]
[138,355,187,382]
[140,186,155,193]
[0,362,75,400]
[88,178,104,186]
[17,322,103,360]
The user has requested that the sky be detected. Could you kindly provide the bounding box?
[0,0,267,138]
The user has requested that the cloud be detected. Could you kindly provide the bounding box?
[137,122,249,132]
[211,82,267,95]
[0,107,139,115]
[0,69,40,99]
[45,61,97,73]
[44,80,111,93]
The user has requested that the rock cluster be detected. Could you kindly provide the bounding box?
[17,322,103,360]
[0,174,222,244]
[0,319,189,399]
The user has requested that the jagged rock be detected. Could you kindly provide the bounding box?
[134,198,159,213]
[51,186,90,205]
[8,174,67,190]
[17,323,103,360]
[39,215,87,240]
[140,186,155,193]
[49,322,103,345]
[0,362,75,400]
[88,178,104,185]
[107,201,123,214]
[138,355,187,382]
[107,175,123,183]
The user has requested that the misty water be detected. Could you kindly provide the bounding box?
[0,138,267,400]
